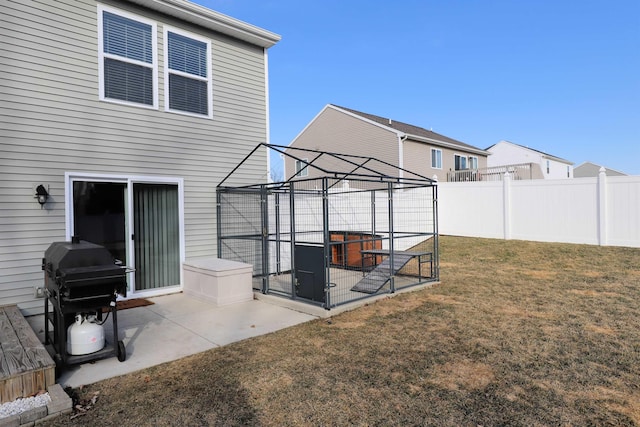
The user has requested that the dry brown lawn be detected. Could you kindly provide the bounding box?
[45,236,640,426]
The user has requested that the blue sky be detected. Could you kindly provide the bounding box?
[198,0,639,175]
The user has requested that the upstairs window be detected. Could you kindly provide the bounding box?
[165,28,212,118]
[98,6,157,107]
[431,148,442,169]
[295,159,309,177]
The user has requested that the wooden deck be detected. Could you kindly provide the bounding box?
[0,304,55,404]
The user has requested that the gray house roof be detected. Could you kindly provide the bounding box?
[331,104,489,156]
[129,0,281,47]
[486,140,573,165]
[574,161,627,177]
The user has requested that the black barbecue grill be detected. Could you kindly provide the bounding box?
[43,237,128,370]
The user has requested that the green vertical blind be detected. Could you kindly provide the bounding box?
[133,184,180,290]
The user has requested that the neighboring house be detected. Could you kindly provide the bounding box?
[284,104,489,183]
[574,162,627,178]
[0,0,280,315]
[486,140,574,180]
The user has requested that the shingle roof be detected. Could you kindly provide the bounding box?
[330,104,488,154]
[127,0,281,48]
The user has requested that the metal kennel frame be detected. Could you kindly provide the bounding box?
[217,144,439,310]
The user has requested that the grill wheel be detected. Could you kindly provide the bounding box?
[117,340,126,362]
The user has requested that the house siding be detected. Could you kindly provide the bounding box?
[403,140,488,182]
[285,107,400,180]
[0,0,271,314]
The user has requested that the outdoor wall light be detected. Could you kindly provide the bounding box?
[35,184,49,207]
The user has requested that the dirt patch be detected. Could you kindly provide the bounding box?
[584,324,617,335]
[421,293,464,305]
[522,269,557,280]
[502,384,527,402]
[499,306,555,319]
[582,270,605,278]
[439,262,458,268]
[566,386,640,425]
[568,289,620,298]
[429,360,495,392]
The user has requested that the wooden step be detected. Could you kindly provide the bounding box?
[0,305,56,404]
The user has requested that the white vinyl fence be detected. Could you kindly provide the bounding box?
[437,170,640,248]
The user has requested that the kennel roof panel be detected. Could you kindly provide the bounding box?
[218,143,436,189]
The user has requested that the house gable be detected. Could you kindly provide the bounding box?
[286,105,402,181]
[486,140,573,165]
[487,140,573,179]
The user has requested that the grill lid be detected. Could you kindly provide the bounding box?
[44,239,115,272]
[43,238,126,285]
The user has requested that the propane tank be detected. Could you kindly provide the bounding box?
[67,313,105,355]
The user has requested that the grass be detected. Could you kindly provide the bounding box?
[45,236,640,426]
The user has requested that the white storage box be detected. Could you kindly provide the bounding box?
[182,257,253,306]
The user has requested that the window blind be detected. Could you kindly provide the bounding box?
[102,11,154,105]
[168,32,207,77]
[167,31,209,116]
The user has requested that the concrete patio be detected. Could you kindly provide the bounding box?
[26,293,320,388]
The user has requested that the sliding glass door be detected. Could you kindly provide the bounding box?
[133,183,180,291]
[73,181,127,264]
[69,175,183,296]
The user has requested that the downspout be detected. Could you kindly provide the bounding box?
[398,134,407,182]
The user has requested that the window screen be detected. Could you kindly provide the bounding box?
[295,159,309,177]
[431,149,442,169]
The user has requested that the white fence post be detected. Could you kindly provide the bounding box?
[503,172,511,240]
[598,167,607,246]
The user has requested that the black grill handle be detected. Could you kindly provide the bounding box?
[42,259,54,275]
[63,293,114,302]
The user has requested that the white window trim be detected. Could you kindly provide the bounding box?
[454,153,468,171]
[64,171,185,298]
[163,26,213,119]
[295,158,309,177]
[97,4,159,109]
[431,148,442,170]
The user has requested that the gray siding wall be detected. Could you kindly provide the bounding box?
[0,0,270,314]
[286,107,400,181]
